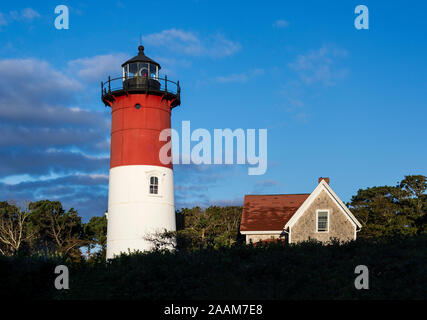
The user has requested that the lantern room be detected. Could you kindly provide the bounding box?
[101,45,180,108]
[121,45,160,80]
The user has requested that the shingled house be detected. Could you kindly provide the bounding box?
[240,178,362,244]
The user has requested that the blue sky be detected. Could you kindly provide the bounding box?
[0,1,426,220]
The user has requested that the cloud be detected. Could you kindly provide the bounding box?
[288,45,348,86]
[0,8,40,26]
[0,57,110,177]
[174,164,237,208]
[0,174,108,219]
[21,8,40,20]
[278,45,349,123]
[68,53,129,82]
[209,198,243,207]
[0,58,109,153]
[0,55,115,219]
[142,29,241,58]
[0,48,253,218]
[216,69,264,83]
[273,19,289,28]
[0,125,109,151]
[0,149,109,177]
[0,59,81,106]
[155,56,192,76]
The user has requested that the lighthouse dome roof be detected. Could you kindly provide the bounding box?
[121,45,161,69]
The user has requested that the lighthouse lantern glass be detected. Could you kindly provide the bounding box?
[150,64,158,79]
[128,62,138,78]
[123,65,128,79]
[139,63,149,77]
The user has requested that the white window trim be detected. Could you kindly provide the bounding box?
[148,175,161,197]
[316,209,330,233]
[145,171,165,198]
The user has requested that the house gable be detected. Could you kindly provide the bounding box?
[284,180,362,243]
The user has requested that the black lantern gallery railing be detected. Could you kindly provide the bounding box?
[101,75,181,107]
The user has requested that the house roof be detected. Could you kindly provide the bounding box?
[240,194,310,232]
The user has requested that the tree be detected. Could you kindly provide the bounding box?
[145,206,243,251]
[83,215,107,260]
[174,206,242,250]
[28,200,83,259]
[0,201,34,256]
[349,175,426,238]
[400,175,426,217]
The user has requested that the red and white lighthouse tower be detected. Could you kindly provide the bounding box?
[101,45,180,259]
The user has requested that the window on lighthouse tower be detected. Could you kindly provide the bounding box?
[149,176,159,194]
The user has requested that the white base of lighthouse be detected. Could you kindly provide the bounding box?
[106,165,175,259]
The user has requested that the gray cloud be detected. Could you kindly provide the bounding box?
[0,148,109,177]
[0,174,108,220]
[209,197,243,207]
[0,51,247,219]
[67,53,129,82]
[174,164,238,209]
[0,55,114,219]
[0,58,111,174]
[0,59,82,106]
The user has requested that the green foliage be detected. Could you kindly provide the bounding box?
[28,200,83,259]
[0,235,425,299]
[83,215,108,261]
[0,200,107,261]
[175,206,243,250]
[349,175,426,238]
[0,174,425,299]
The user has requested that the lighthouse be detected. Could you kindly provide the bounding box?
[101,45,180,259]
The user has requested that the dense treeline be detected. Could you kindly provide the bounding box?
[0,200,107,260]
[146,206,244,251]
[0,175,425,299]
[1,235,426,299]
[349,175,426,238]
[0,175,425,261]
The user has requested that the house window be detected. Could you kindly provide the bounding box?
[149,176,158,194]
[317,210,329,232]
